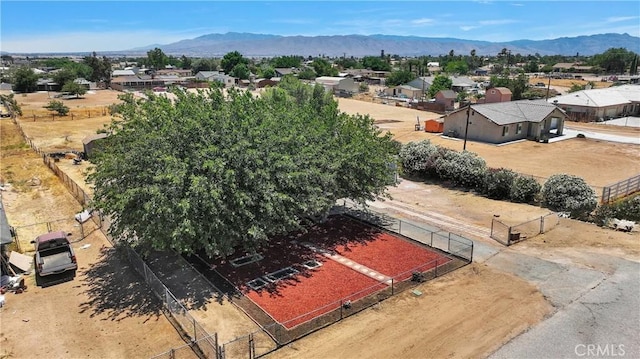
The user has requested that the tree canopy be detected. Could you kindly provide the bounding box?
[427,75,452,98]
[147,48,169,70]
[88,79,397,257]
[385,70,415,87]
[221,51,249,74]
[13,66,38,93]
[62,81,87,98]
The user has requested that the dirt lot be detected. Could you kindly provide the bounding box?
[2,88,638,359]
[337,98,640,188]
[0,120,191,358]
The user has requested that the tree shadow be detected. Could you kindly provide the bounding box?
[77,246,165,322]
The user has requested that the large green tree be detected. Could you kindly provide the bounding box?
[270,55,303,68]
[62,81,87,98]
[427,75,453,98]
[147,47,168,69]
[53,67,77,87]
[385,70,415,87]
[84,52,111,82]
[221,51,249,74]
[590,48,636,74]
[361,56,391,71]
[311,58,338,77]
[13,66,38,93]
[88,79,397,257]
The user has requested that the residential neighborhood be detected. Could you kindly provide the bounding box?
[1,3,639,358]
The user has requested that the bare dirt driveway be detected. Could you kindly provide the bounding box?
[3,88,639,359]
[0,119,193,359]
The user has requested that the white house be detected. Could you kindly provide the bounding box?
[315,76,357,93]
[549,85,640,121]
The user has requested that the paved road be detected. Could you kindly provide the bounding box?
[555,127,640,145]
[365,196,640,359]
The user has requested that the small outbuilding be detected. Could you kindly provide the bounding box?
[82,133,109,160]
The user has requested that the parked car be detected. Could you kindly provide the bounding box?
[31,231,77,277]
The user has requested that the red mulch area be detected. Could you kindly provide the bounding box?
[338,231,450,281]
[205,215,449,329]
[247,260,385,328]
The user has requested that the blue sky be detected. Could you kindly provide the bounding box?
[1,1,639,53]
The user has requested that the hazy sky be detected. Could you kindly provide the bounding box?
[1,1,639,53]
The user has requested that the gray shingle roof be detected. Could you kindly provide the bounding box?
[472,100,561,125]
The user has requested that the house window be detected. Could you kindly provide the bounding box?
[502,126,509,136]
[516,123,522,134]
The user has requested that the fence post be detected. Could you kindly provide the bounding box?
[399,220,402,234]
[249,333,255,359]
[214,332,219,359]
[430,231,433,247]
[447,233,451,252]
[490,218,494,238]
[540,216,544,234]
[507,226,512,245]
[193,318,197,341]
[434,258,438,277]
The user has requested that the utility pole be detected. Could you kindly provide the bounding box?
[463,103,471,151]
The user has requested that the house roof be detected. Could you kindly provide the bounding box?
[465,100,564,125]
[490,87,512,94]
[549,85,640,107]
[437,89,456,98]
[112,69,136,77]
[275,68,296,75]
[82,132,109,145]
[196,71,219,78]
[316,76,348,85]
[395,84,422,91]
[0,202,13,245]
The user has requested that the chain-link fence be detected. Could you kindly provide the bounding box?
[10,216,98,253]
[190,205,473,349]
[491,212,560,246]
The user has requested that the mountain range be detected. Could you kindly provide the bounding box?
[130,32,640,57]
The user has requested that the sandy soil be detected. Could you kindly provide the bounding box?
[3,88,638,359]
[0,120,191,358]
[337,98,640,188]
[268,263,551,359]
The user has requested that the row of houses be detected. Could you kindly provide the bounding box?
[427,84,640,144]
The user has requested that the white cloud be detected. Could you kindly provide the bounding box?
[479,19,518,26]
[510,3,524,6]
[411,18,434,25]
[605,16,639,23]
[460,26,479,31]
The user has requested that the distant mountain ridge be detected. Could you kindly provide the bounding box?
[131,32,639,57]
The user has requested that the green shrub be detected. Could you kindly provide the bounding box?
[594,195,640,226]
[541,174,597,219]
[510,175,541,203]
[435,150,486,189]
[482,168,517,200]
[399,140,440,177]
[44,100,69,116]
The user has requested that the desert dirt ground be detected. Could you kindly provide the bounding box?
[2,88,639,359]
[0,120,195,358]
[337,97,640,188]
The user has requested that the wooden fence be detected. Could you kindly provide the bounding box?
[601,174,640,203]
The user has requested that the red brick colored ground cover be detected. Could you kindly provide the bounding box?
[247,260,385,329]
[307,217,452,281]
[207,215,448,329]
[339,232,450,281]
